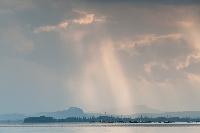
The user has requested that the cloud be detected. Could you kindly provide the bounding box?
[118,33,183,50]
[144,62,168,74]
[73,14,95,24]
[73,10,106,25]
[177,20,195,28]
[34,10,106,33]
[176,19,200,70]
[176,54,200,70]
[34,21,69,33]
[187,73,200,85]
[73,10,95,25]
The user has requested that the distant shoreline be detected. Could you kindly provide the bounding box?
[23,115,200,124]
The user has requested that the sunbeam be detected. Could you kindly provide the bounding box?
[100,39,133,114]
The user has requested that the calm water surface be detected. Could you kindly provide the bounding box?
[0,123,200,133]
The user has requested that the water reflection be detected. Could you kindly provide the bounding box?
[0,124,200,133]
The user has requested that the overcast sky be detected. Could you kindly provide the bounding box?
[0,0,200,114]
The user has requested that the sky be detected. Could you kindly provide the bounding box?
[0,0,200,114]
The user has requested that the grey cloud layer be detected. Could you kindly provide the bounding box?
[85,0,200,5]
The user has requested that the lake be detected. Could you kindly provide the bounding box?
[0,123,200,133]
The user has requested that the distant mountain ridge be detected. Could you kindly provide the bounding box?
[133,105,161,113]
[1,106,200,122]
[36,107,85,119]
